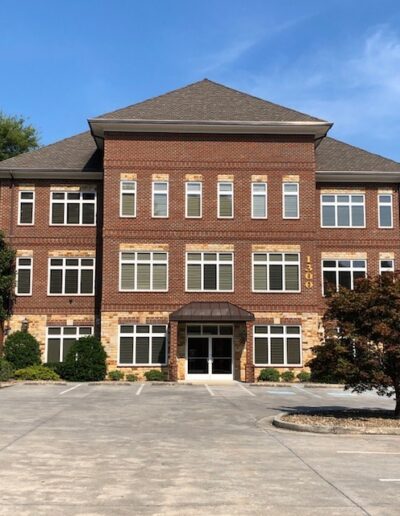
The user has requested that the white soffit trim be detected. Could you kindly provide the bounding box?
[0,170,103,180]
[316,171,400,183]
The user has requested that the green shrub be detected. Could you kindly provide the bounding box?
[258,368,281,382]
[281,370,295,382]
[44,362,66,378]
[4,331,41,369]
[14,365,60,381]
[144,369,166,381]
[126,373,138,382]
[0,358,14,381]
[108,370,124,381]
[62,336,107,382]
[297,371,311,383]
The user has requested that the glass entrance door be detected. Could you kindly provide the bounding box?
[186,334,233,380]
[187,337,209,375]
[211,337,233,376]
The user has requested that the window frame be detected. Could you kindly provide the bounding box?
[320,193,366,228]
[379,259,394,274]
[118,324,168,366]
[253,325,302,367]
[120,180,137,218]
[49,190,97,226]
[152,181,169,218]
[217,181,234,219]
[251,182,268,219]
[252,252,301,293]
[185,252,234,292]
[16,256,33,296]
[119,251,169,292]
[45,326,93,363]
[185,181,202,218]
[282,182,299,219]
[18,190,35,225]
[378,193,393,229]
[321,259,367,296]
[48,257,95,296]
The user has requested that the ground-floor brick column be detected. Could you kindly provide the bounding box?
[168,321,178,381]
[245,320,255,383]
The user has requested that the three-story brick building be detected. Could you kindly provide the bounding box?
[1,79,400,381]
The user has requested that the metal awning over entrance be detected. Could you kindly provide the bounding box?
[170,302,254,322]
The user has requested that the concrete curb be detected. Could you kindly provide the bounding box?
[249,382,344,389]
[273,412,400,435]
[0,382,16,389]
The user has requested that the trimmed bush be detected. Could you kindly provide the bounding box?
[144,369,166,381]
[297,371,311,383]
[62,336,107,382]
[126,373,138,382]
[258,368,281,382]
[108,370,124,381]
[14,365,60,381]
[44,362,66,378]
[4,331,41,369]
[281,370,295,382]
[0,358,14,381]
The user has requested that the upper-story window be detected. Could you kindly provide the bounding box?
[321,194,365,227]
[120,251,168,291]
[186,252,233,291]
[120,181,136,217]
[49,257,95,295]
[16,257,32,296]
[379,259,394,274]
[378,194,393,228]
[322,259,366,295]
[253,253,300,292]
[283,183,299,219]
[50,191,96,225]
[152,182,168,217]
[251,183,267,219]
[218,182,233,218]
[185,182,202,218]
[18,190,35,225]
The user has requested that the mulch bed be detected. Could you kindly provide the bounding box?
[283,409,400,428]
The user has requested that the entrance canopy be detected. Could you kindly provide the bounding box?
[170,302,254,322]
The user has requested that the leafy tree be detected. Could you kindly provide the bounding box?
[62,336,107,381]
[4,331,41,369]
[310,273,400,418]
[0,232,16,348]
[0,112,39,161]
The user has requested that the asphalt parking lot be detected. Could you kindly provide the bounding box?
[0,382,399,516]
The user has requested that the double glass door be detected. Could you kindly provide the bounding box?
[187,336,233,380]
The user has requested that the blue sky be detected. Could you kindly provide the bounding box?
[1,0,400,161]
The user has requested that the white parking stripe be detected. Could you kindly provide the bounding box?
[266,390,295,395]
[379,479,400,482]
[292,385,321,398]
[328,392,354,397]
[205,384,215,396]
[59,384,82,395]
[237,382,256,396]
[338,451,400,455]
[136,384,145,396]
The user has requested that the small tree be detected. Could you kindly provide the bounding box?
[311,273,400,418]
[0,232,16,349]
[62,336,107,382]
[4,331,41,369]
[0,112,39,161]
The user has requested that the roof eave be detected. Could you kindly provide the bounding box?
[0,169,103,180]
[317,170,400,183]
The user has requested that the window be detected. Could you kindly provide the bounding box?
[186,252,233,291]
[49,258,95,295]
[16,257,32,295]
[185,182,202,218]
[218,182,233,218]
[120,181,136,217]
[18,191,34,225]
[253,253,300,292]
[50,191,96,225]
[322,259,366,295]
[378,194,393,228]
[119,325,167,365]
[46,326,93,362]
[321,194,365,227]
[152,182,168,217]
[254,325,301,366]
[120,252,168,291]
[252,183,267,218]
[283,183,299,219]
[379,259,394,274]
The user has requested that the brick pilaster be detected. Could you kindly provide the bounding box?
[168,321,178,381]
[245,320,255,383]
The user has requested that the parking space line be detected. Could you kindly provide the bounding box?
[379,479,400,482]
[266,390,295,395]
[136,384,145,396]
[59,384,82,395]
[205,384,215,396]
[328,392,354,397]
[338,451,400,455]
[292,385,321,398]
[236,382,256,396]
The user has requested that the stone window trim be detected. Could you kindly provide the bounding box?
[48,257,95,296]
[251,182,268,219]
[218,181,234,219]
[152,181,169,218]
[252,252,301,293]
[185,181,202,218]
[16,256,32,296]
[253,325,302,367]
[18,190,35,225]
[119,251,168,292]
[321,193,365,228]
[120,180,137,218]
[46,326,93,363]
[322,259,367,296]
[185,251,234,292]
[50,190,96,226]
[282,182,299,219]
[378,193,393,229]
[118,324,168,366]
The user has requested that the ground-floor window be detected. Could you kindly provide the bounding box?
[119,325,167,365]
[254,325,301,366]
[46,326,93,362]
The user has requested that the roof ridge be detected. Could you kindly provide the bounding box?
[324,136,400,166]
